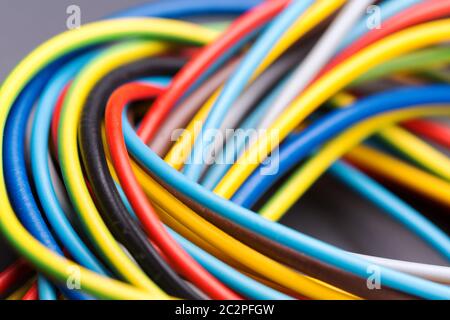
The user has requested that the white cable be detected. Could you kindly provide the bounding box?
[355,253,450,284]
[258,0,375,129]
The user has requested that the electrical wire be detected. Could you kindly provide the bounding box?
[22,282,38,301]
[0,17,221,300]
[80,58,239,300]
[329,161,450,260]
[232,86,450,208]
[120,117,415,299]
[321,0,450,79]
[110,0,263,19]
[30,52,109,277]
[0,260,31,297]
[403,119,450,149]
[214,19,450,199]
[136,0,291,143]
[258,0,375,130]
[201,68,292,190]
[354,254,450,285]
[106,83,357,300]
[107,121,293,299]
[122,97,450,299]
[200,46,450,190]
[181,0,319,181]
[331,92,450,188]
[337,0,423,50]
[377,126,450,181]
[162,0,345,170]
[346,145,450,208]
[6,279,34,301]
[77,59,207,299]
[352,46,450,85]
[259,106,450,225]
[149,58,240,156]
[2,0,450,301]
[3,64,91,300]
[59,42,176,298]
[105,80,413,300]
[200,44,313,180]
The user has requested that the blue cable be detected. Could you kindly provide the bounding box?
[3,66,91,300]
[111,0,263,19]
[182,0,315,182]
[122,93,450,299]
[338,0,423,50]
[330,161,450,260]
[231,86,450,208]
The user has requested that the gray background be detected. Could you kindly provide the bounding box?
[0,1,448,271]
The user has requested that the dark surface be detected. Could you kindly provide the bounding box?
[0,0,448,272]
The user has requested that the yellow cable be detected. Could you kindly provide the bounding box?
[346,145,450,208]
[214,19,450,199]
[0,18,218,300]
[259,106,450,221]
[377,126,450,181]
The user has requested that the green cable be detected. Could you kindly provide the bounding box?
[353,46,450,84]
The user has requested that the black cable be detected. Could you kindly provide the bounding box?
[79,57,204,300]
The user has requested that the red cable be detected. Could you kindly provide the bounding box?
[22,282,38,300]
[106,82,240,300]
[318,0,450,79]
[136,0,291,143]
[0,259,32,296]
[403,120,450,149]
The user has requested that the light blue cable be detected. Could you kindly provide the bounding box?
[122,115,450,299]
[330,161,450,260]
[338,0,423,50]
[182,0,315,182]
[31,52,109,275]
[38,277,57,300]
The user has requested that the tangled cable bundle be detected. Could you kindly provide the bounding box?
[1,0,450,300]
